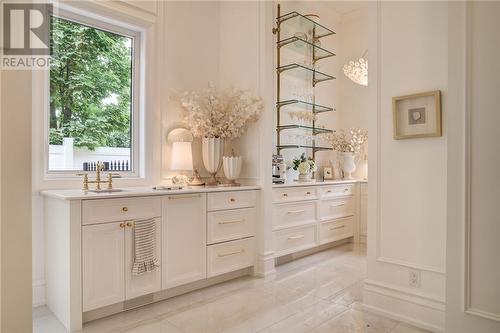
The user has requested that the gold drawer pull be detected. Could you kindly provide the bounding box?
[218,219,245,225]
[326,190,332,193]
[306,191,311,195]
[218,249,245,257]
[168,194,201,200]
[287,209,305,214]
[126,222,134,228]
[282,193,288,197]
[330,225,345,231]
[330,202,346,208]
[119,222,126,228]
[229,198,236,202]
[288,235,305,240]
[122,207,128,212]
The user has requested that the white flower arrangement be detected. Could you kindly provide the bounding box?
[321,128,368,154]
[291,153,317,174]
[181,84,263,139]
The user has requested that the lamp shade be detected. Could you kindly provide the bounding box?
[170,141,193,171]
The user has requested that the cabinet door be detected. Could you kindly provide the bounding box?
[82,222,125,311]
[125,218,162,299]
[163,194,207,289]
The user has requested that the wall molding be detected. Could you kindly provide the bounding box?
[32,279,46,307]
[364,280,445,333]
[462,3,500,322]
[377,257,445,275]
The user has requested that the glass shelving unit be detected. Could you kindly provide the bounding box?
[273,4,336,158]
[277,99,335,113]
[277,11,336,39]
[277,37,336,62]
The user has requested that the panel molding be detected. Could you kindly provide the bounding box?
[463,2,500,322]
[373,1,445,275]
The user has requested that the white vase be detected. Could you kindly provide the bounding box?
[223,156,242,186]
[202,137,224,186]
[298,172,312,182]
[340,152,356,180]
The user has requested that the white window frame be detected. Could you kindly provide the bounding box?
[36,5,144,180]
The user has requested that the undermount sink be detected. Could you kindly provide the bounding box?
[87,188,126,193]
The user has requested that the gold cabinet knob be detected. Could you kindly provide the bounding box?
[282,193,288,197]
[344,188,349,192]
[327,190,332,193]
[119,222,126,228]
[230,198,236,202]
[122,207,128,212]
[306,191,311,195]
[126,222,133,228]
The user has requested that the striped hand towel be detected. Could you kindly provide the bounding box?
[132,218,160,275]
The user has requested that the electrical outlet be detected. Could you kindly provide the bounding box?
[408,269,421,288]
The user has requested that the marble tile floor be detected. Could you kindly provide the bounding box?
[33,243,429,333]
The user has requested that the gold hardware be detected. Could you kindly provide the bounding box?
[327,190,332,193]
[218,219,244,225]
[122,207,128,212]
[168,194,201,200]
[306,191,311,195]
[330,202,345,208]
[330,225,345,231]
[288,235,305,240]
[119,222,126,228]
[77,173,89,190]
[282,193,288,197]
[78,162,120,191]
[287,209,305,214]
[218,249,245,257]
[126,222,133,228]
[229,198,236,202]
[344,188,349,192]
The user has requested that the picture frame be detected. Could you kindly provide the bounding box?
[323,167,333,180]
[392,90,441,140]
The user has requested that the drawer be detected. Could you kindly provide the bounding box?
[320,197,355,221]
[273,187,317,203]
[274,224,317,256]
[207,190,257,211]
[82,197,161,225]
[319,217,354,244]
[207,237,254,277]
[319,184,354,198]
[273,201,317,230]
[207,208,256,245]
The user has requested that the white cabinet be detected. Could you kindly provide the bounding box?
[82,218,162,312]
[162,194,207,289]
[360,183,368,243]
[82,222,125,312]
[125,218,162,300]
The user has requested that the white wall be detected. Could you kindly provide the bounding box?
[446,2,500,332]
[2,70,33,331]
[363,2,448,332]
[338,7,369,179]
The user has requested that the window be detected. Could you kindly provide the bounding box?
[48,14,139,173]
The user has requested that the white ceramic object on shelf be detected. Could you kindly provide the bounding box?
[298,172,313,182]
[202,137,224,186]
[340,152,356,180]
[222,156,242,186]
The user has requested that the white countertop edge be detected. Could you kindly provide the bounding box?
[272,179,368,188]
[40,185,261,200]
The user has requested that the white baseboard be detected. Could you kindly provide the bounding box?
[363,280,445,333]
[33,279,46,307]
[254,251,276,277]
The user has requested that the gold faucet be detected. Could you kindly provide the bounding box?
[77,162,120,191]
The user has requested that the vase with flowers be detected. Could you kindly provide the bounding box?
[321,128,368,180]
[181,83,263,186]
[292,153,317,182]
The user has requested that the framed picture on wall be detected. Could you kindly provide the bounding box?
[392,90,441,139]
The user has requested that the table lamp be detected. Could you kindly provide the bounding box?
[167,128,204,186]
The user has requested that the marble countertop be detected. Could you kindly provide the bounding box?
[272,179,367,188]
[40,185,261,200]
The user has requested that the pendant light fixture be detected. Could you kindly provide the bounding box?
[343,50,368,86]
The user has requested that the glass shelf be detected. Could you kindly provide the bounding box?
[277,124,333,135]
[277,99,335,113]
[277,36,335,62]
[278,11,336,40]
[277,63,335,86]
[276,145,333,152]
